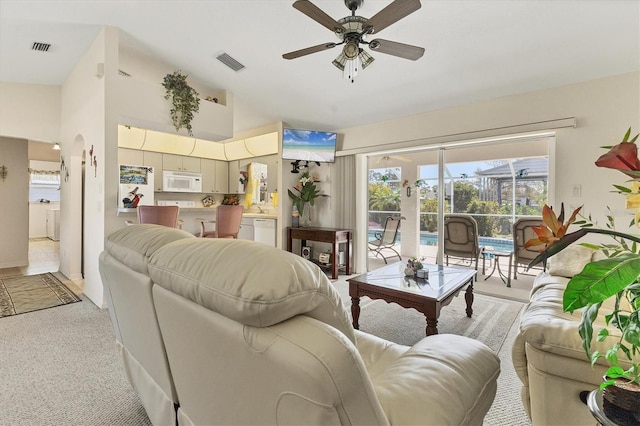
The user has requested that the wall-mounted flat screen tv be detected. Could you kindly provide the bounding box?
[282,128,337,163]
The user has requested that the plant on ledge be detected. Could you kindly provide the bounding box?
[526,128,640,411]
[287,172,326,225]
[162,70,200,136]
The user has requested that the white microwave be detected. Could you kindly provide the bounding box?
[163,171,202,193]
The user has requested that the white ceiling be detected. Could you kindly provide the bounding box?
[1,0,638,135]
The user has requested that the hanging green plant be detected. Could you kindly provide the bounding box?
[162,70,200,136]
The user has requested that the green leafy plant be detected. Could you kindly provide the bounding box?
[527,128,640,389]
[162,70,200,136]
[287,172,327,217]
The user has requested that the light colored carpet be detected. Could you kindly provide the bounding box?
[1,273,531,425]
[0,298,151,426]
[0,272,81,317]
[332,278,521,353]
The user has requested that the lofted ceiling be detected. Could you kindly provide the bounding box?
[1,0,638,136]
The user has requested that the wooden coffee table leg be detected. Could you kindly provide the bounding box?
[351,297,361,329]
[426,316,438,336]
[465,281,474,318]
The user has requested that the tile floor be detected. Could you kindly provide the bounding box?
[0,238,83,294]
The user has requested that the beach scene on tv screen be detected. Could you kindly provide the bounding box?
[283,129,336,162]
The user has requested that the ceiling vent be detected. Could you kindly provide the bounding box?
[31,42,51,52]
[216,53,245,72]
[118,69,132,77]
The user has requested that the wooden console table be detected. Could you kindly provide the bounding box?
[286,227,351,279]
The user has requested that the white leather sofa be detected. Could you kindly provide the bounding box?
[100,224,500,425]
[512,245,636,425]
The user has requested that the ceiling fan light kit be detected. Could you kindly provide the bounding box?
[284,0,424,83]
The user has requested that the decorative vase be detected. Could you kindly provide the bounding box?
[300,203,312,227]
[603,376,640,413]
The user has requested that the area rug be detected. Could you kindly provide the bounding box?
[0,273,81,318]
[353,294,522,352]
[332,278,523,353]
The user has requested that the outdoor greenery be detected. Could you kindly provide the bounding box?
[368,182,401,226]
[369,162,548,240]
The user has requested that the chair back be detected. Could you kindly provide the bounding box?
[513,217,544,267]
[443,214,480,259]
[379,216,402,245]
[137,205,180,228]
[150,238,386,425]
[99,224,197,425]
[215,205,244,238]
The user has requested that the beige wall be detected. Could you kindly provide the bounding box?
[0,137,29,268]
[0,83,61,143]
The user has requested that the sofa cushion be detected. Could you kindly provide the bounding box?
[148,238,356,343]
[105,224,196,274]
[547,244,594,278]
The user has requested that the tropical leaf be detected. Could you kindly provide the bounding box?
[579,303,601,358]
[563,254,640,312]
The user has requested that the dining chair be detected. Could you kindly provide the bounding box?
[443,214,481,271]
[126,205,183,228]
[199,205,244,238]
[368,216,405,264]
[512,217,545,279]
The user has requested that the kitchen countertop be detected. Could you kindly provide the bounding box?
[117,208,277,219]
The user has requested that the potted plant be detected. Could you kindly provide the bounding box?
[162,70,200,136]
[526,128,640,413]
[287,172,326,227]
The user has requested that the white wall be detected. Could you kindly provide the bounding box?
[60,26,114,305]
[0,83,61,143]
[0,137,29,268]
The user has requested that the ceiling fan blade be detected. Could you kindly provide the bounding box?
[365,0,421,34]
[283,42,337,60]
[369,39,425,60]
[292,0,344,33]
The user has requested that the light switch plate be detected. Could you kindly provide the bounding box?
[571,184,582,197]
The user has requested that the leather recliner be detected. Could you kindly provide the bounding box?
[100,224,500,425]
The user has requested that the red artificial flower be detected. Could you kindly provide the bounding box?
[595,128,640,177]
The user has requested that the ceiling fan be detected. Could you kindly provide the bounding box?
[374,155,412,165]
[283,0,425,82]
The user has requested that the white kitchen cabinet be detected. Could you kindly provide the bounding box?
[215,160,229,193]
[118,148,144,166]
[163,154,201,172]
[227,161,245,194]
[238,217,254,241]
[201,159,229,193]
[143,151,164,191]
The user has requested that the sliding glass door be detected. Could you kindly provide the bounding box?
[368,136,550,267]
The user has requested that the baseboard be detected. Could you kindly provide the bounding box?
[0,259,28,269]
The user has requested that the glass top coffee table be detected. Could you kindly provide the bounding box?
[347,262,477,336]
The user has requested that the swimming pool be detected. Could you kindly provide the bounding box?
[369,231,514,252]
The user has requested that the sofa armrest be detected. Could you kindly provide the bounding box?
[369,334,500,425]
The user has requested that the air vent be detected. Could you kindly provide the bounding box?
[216,53,245,72]
[31,42,51,52]
[118,69,132,77]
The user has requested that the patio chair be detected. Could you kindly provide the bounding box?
[443,214,481,271]
[512,217,545,279]
[368,216,405,264]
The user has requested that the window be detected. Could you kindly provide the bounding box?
[29,169,60,202]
